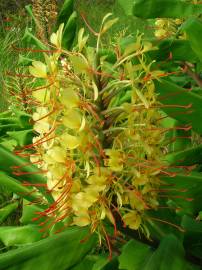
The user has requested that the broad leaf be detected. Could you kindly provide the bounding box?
[119,239,153,270]
[117,0,134,15]
[0,146,53,203]
[182,18,202,62]
[0,172,42,203]
[150,39,197,63]
[132,0,202,19]
[181,215,202,260]
[165,144,202,165]
[119,235,189,270]
[155,79,202,134]
[57,0,74,26]
[62,11,77,50]
[0,202,18,224]
[92,256,119,270]
[0,225,43,246]
[0,227,96,270]
[143,234,187,270]
[71,255,96,270]
[7,129,33,147]
[20,199,46,225]
[161,172,202,214]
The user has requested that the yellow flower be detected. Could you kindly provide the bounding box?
[154,29,167,39]
[123,211,141,230]
[72,191,98,212]
[105,149,124,172]
[47,163,67,180]
[32,107,50,133]
[47,176,64,192]
[86,174,107,186]
[62,109,82,130]
[85,184,106,195]
[51,190,62,201]
[29,61,47,78]
[73,211,91,227]
[50,23,64,49]
[44,54,58,74]
[46,146,67,163]
[128,191,145,211]
[71,179,81,193]
[155,19,166,27]
[60,133,80,150]
[60,88,80,108]
[32,89,50,103]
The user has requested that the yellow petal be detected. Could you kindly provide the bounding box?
[72,192,92,211]
[86,175,107,185]
[60,88,79,108]
[33,89,50,103]
[52,190,62,201]
[50,33,58,47]
[62,109,82,130]
[29,61,47,78]
[69,54,89,74]
[33,121,50,133]
[48,163,67,179]
[123,212,141,230]
[60,133,80,149]
[50,23,64,48]
[47,146,66,163]
[73,215,90,227]
[155,29,167,38]
[44,54,57,74]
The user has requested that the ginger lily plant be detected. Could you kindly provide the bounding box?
[27,15,185,243]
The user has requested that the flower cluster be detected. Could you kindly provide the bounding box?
[29,17,169,239]
[154,18,183,39]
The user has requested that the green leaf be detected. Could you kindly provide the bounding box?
[0,202,18,224]
[182,18,202,62]
[0,225,43,247]
[181,215,202,259]
[0,172,41,203]
[161,116,191,153]
[0,146,53,203]
[119,239,153,270]
[0,140,17,151]
[57,0,74,26]
[119,235,189,270]
[62,11,77,50]
[18,54,33,66]
[117,0,134,15]
[69,54,89,74]
[15,111,31,129]
[150,39,197,62]
[92,256,108,270]
[132,0,202,19]
[155,79,202,134]
[92,256,119,270]
[0,124,21,136]
[71,255,96,270]
[7,129,33,147]
[22,27,48,50]
[144,234,186,270]
[100,257,119,270]
[25,5,40,28]
[0,227,96,270]
[161,172,202,214]
[20,199,45,225]
[165,144,202,165]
